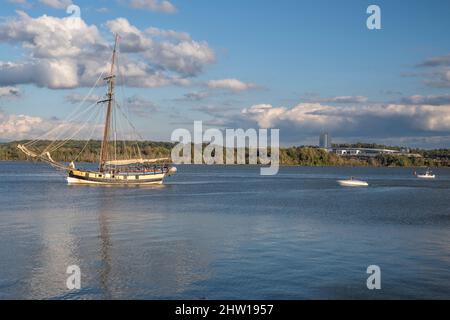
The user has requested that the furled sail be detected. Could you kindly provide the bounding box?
[104,158,170,166]
[17,144,69,170]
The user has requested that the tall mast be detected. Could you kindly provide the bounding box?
[99,34,119,172]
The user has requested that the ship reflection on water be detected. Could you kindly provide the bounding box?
[93,191,212,299]
[98,199,112,300]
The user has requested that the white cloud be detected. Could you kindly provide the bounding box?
[241,102,450,136]
[107,18,215,76]
[0,112,46,140]
[126,0,177,14]
[106,18,152,53]
[0,110,103,140]
[0,60,80,89]
[150,40,215,76]
[0,13,215,89]
[0,11,107,89]
[208,79,257,92]
[0,11,103,59]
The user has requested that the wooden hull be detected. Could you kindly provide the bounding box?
[67,169,168,185]
[67,176,164,185]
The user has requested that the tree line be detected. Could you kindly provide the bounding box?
[0,140,449,167]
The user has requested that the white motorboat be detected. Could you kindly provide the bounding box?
[337,177,369,187]
[415,168,436,179]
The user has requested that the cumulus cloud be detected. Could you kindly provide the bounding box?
[0,11,108,89]
[126,0,177,14]
[0,60,82,89]
[0,109,104,141]
[241,102,450,138]
[207,79,257,92]
[0,11,104,59]
[0,12,215,89]
[106,18,151,53]
[147,41,214,76]
[0,111,47,140]
[106,18,215,76]
[182,97,450,147]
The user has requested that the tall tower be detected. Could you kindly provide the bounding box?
[319,133,332,149]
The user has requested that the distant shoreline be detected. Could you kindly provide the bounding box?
[1,159,447,169]
[1,141,449,167]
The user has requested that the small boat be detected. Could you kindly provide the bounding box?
[415,168,436,179]
[337,177,369,187]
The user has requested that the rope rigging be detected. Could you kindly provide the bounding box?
[18,34,164,172]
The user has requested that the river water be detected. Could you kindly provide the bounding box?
[0,161,449,299]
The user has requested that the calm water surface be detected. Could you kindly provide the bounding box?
[0,162,449,299]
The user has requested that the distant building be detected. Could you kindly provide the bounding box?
[319,133,332,149]
[332,147,422,158]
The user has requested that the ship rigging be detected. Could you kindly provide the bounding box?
[18,34,177,185]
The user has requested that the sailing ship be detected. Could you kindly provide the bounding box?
[17,35,177,185]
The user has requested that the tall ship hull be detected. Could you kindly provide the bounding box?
[67,170,169,185]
